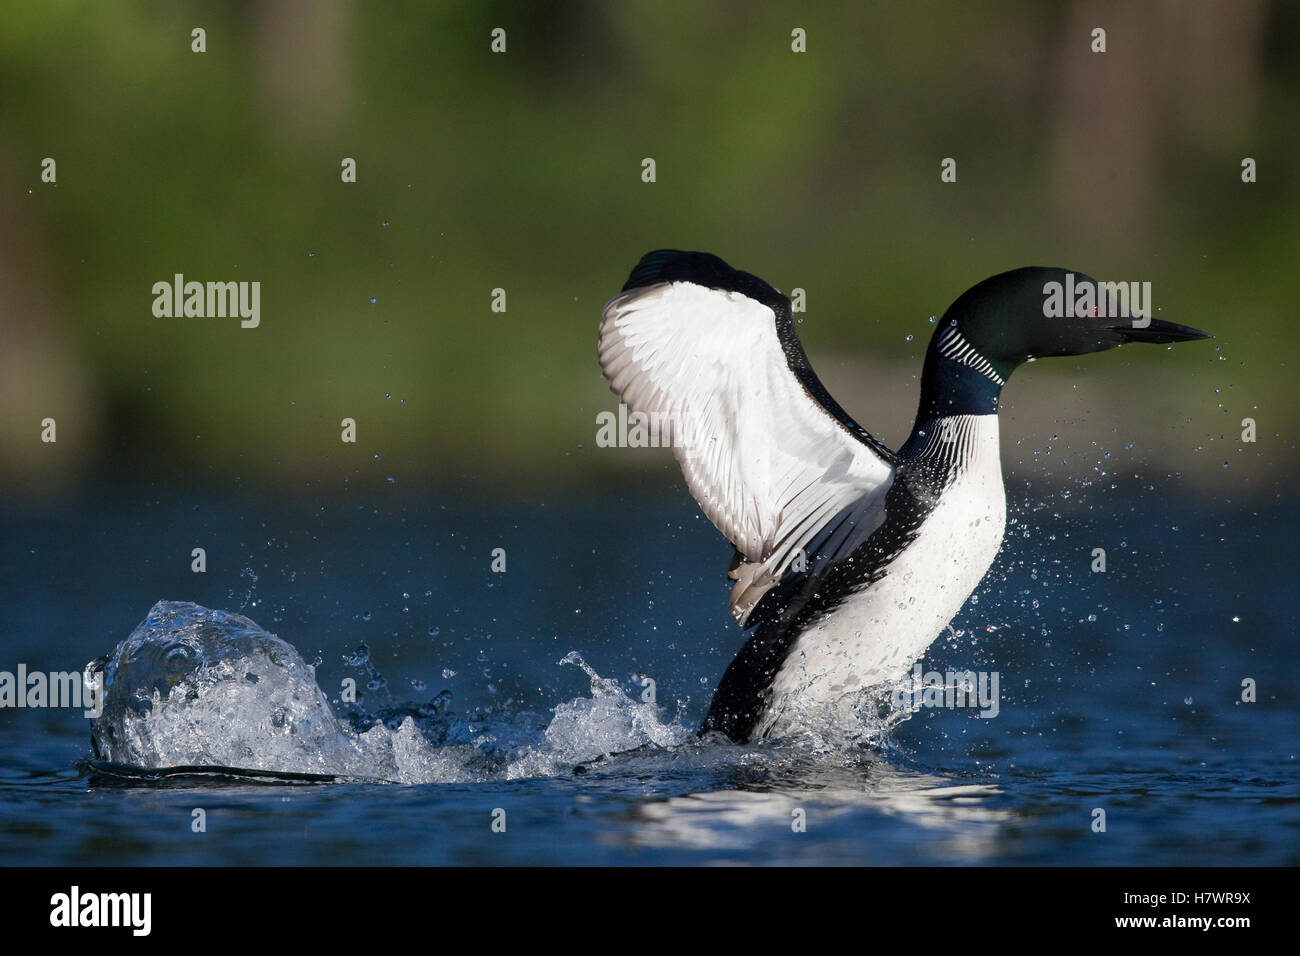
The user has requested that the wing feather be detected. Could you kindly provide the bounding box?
[598,252,898,624]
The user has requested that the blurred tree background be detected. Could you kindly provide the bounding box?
[1,0,1295,501]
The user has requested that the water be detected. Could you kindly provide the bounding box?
[1,480,1296,864]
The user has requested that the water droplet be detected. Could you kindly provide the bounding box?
[369,297,377,304]
[929,315,937,324]
[428,626,440,637]
[905,334,914,342]
[441,668,456,679]
[361,611,372,622]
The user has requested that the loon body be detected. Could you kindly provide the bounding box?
[598,251,1208,743]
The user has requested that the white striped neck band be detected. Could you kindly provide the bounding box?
[936,322,1006,387]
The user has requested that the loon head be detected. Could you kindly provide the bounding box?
[942,266,1210,376]
[916,267,1211,418]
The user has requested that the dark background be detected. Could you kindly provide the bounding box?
[1,0,1294,498]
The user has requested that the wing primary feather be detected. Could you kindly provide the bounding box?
[599,250,899,624]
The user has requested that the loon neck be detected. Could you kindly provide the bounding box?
[901,325,1012,459]
[913,322,1012,420]
[900,410,1001,464]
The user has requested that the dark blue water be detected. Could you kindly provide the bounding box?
[1,476,1296,864]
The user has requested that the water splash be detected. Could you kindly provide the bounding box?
[755,677,921,752]
[87,602,694,785]
[87,601,449,783]
[504,652,694,778]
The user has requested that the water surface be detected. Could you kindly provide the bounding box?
[1,479,1295,865]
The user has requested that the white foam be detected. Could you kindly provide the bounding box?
[90,602,695,784]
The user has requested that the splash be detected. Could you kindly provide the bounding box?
[753,679,919,752]
[87,602,694,785]
[87,601,450,783]
[504,652,694,778]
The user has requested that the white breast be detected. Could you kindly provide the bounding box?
[758,414,1006,738]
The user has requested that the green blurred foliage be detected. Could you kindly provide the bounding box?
[0,0,1296,495]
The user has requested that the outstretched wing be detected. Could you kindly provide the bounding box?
[598,250,898,624]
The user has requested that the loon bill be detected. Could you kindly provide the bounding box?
[598,250,1210,744]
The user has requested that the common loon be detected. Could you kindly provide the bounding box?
[598,250,1210,743]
